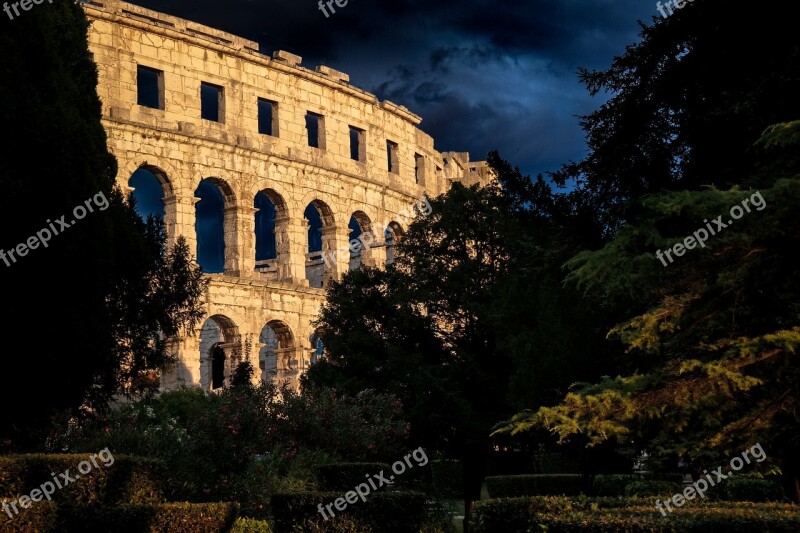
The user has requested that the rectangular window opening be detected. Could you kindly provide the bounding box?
[306,112,324,149]
[201,82,224,123]
[349,126,365,162]
[137,66,164,110]
[387,140,399,174]
[258,98,278,136]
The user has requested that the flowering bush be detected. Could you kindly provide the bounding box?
[59,382,409,517]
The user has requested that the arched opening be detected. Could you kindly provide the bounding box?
[254,189,289,280]
[211,345,226,390]
[195,178,234,274]
[384,221,405,266]
[259,320,296,383]
[349,211,375,270]
[199,315,240,390]
[128,168,167,221]
[304,200,336,288]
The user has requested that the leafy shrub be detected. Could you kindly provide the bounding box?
[230,517,274,532]
[471,496,800,532]
[276,387,410,461]
[271,491,426,533]
[592,474,685,496]
[485,474,586,498]
[421,498,457,533]
[592,474,639,496]
[0,454,164,505]
[707,476,785,502]
[56,502,239,532]
[624,479,682,497]
[60,384,408,506]
[0,500,57,532]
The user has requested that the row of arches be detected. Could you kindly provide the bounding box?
[129,166,406,287]
[199,314,323,390]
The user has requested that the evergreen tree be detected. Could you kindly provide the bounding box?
[0,0,206,447]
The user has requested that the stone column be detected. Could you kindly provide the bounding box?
[323,226,352,286]
[228,205,258,275]
[279,215,309,285]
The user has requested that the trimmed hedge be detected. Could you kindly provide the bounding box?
[312,463,391,491]
[471,496,800,533]
[0,454,165,506]
[56,502,239,532]
[485,474,586,498]
[0,502,238,533]
[592,474,684,497]
[271,491,426,533]
[0,500,57,532]
[230,517,273,532]
[531,506,800,532]
[625,479,682,497]
[707,476,785,502]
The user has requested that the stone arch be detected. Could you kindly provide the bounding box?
[199,314,241,391]
[195,177,237,273]
[254,188,290,279]
[348,210,376,269]
[384,221,405,266]
[259,320,297,383]
[304,199,337,288]
[125,163,177,244]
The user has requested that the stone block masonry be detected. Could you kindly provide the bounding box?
[82,0,493,391]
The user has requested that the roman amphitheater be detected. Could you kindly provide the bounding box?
[83,0,491,391]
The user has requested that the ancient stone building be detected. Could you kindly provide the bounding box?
[82,0,491,390]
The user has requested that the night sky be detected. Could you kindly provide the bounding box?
[129,0,658,179]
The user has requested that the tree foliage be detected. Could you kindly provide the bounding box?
[0,1,206,446]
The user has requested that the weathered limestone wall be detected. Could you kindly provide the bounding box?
[82,0,491,390]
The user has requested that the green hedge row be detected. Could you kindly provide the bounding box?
[487,473,783,500]
[271,491,426,533]
[0,500,57,532]
[471,496,800,533]
[707,477,786,502]
[312,463,391,492]
[0,454,165,505]
[485,474,587,498]
[0,502,239,532]
[593,474,683,497]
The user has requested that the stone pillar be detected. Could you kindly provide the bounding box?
[162,193,179,250]
[277,346,303,390]
[279,215,309,285]
[324,226,351,286]
[229,205,258,275]
[176,192,201,263]
[222,205,240,275]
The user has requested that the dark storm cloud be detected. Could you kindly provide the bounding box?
[129,0,657,177]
